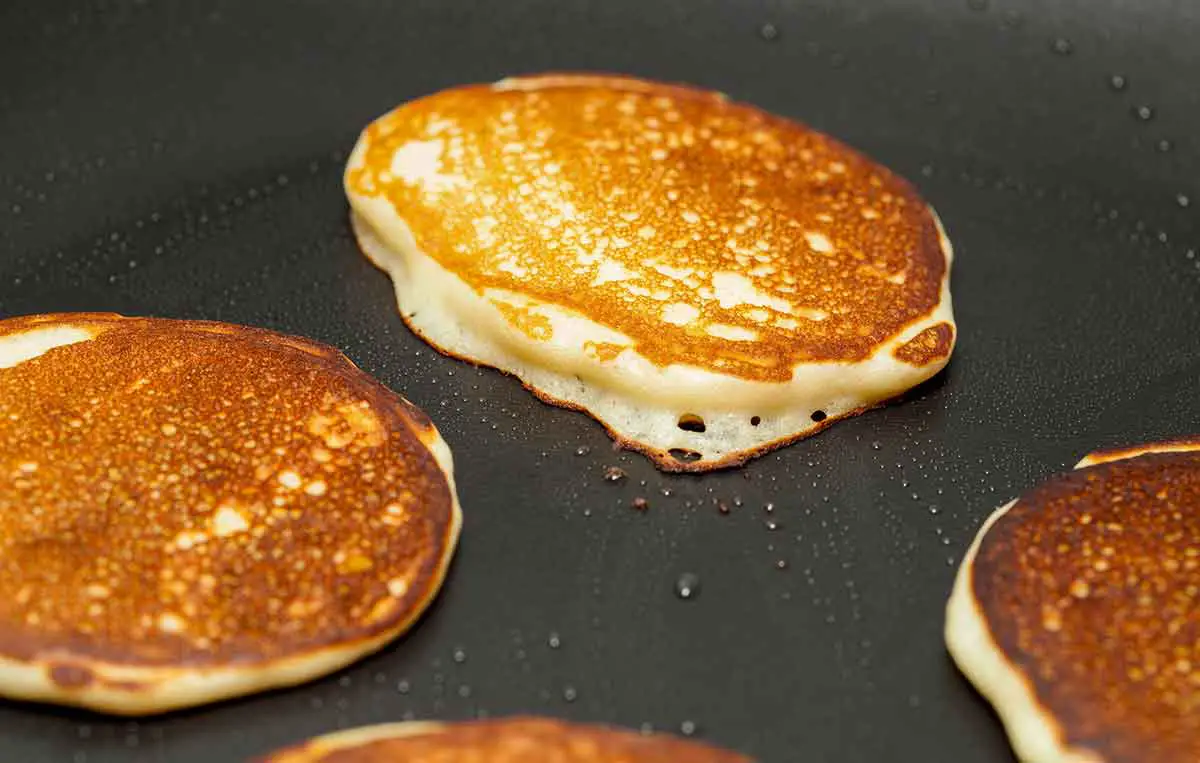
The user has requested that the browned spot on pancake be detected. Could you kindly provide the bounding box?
[48,662,94,689]
[489,300,554,341]
[348,73,948,382]
[0,313,455,670]
[582,340,627,362]
[893,321,954,366]
[971,450,1200,763]
[267,718,752,762]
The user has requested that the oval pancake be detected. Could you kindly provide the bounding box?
[259,716,753,762]
[945,438,1200,763]
[0,313,462,715]
[345,73,955,471]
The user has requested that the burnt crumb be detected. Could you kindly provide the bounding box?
[603,466,627,483]
[717,501,731,515]
[631,497,650,511]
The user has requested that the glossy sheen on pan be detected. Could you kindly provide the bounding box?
[346,73,955,471]
[0,313,462,715]
[946,438,1200,763]
[258,716,754,762]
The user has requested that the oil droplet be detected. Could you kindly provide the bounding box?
[675,573,700,600]
[1050,38,1073,55]
[1133,105,1155,121]
[1157,138,1174,152]
[562,685,578,702]
[575,445,591,456]
[1000,10,1024,29]
[1177,193,1191,208]
[397,679,411,694]
[758,22,778,41]
[452,648,467,664]
[548,632,562,649]
[1108,74,1127,91]
[871,441,882,450]
[680,720,698,737]
[775,559,788,570]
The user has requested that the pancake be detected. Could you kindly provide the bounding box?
[258,716,753,762]
[345,73,955,471]
[0,313,462,715]
[945,438,1200,763]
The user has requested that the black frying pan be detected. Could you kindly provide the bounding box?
[1,1,1197,761]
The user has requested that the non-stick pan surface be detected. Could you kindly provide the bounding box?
[1,1,1197,761]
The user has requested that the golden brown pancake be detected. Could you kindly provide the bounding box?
[346,73,955,471]
[945,438,1200,763]
[0,313,462,715]
[258,717,753,762]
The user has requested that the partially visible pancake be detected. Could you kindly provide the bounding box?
[258,716,753,762]
[346,73,955,471]
[0,313,462,715]
[946,438,1200,763]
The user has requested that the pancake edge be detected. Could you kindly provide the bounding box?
[260,720,446,762]
[945,499,1101,763]
[0,315,464,716]
[945,438,1200,763]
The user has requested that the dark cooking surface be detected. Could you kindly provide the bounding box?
[0,1,1196,761]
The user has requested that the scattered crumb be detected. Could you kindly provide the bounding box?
[603,466,627,483]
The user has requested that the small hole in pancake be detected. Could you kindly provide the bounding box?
[668,448,703,463]
[811,410,827,422]
[750,416,761,427]
[677,413,706,433]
